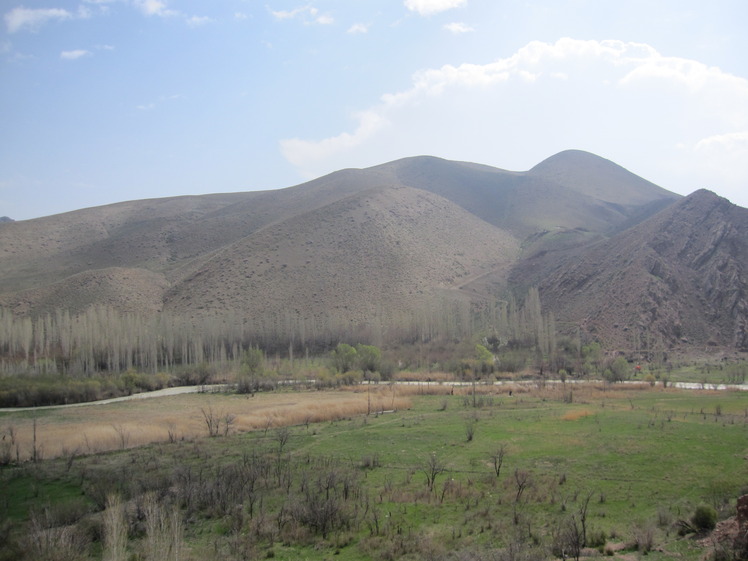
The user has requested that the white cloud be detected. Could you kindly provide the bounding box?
[404,0,467,16]
[60,49,91,60]
[271,5,333,25]
[4,7,72,33]
[271,6,306,20]
[186,15,212,27]
[347,23,368,34]
[234,12,248,21]
[279,38,748,207]
[443,22,473,34]
[695,131,748,152]
[281,110,388,173]
[134,0,178,18]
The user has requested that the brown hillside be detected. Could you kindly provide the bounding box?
[377,153,679,238]
[2,267,168,317]
[9,150,733,352]
[528,189,748,351]
[528,149,675,206]
[163,185,519,328]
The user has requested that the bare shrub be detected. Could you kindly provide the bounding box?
[490,444,507,478]
[465,419,477,442]
[142,492,184,561]
[275,426,291,454]
[112,424,130,450]
[632,520,656,554]
[25,508,86,561]
[103,494,128,561]
[201,406,235,437]
[423,452,447,493]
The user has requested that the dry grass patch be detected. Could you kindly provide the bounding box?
[561,409,594,421]
[0,389,412,460]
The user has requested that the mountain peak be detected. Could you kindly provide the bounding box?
[529,150,679,206]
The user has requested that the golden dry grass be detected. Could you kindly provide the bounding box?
[560,409,594,421]
[0,388,411,460]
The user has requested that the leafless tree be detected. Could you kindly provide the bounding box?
[423,452,447,493]
[201,406,224,437]
[222,413,236,436]
[112,424,130,450]
[275,426,291,454]
[514,468,531,503]
[490,444,507,478]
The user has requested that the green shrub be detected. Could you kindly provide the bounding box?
[691,505,717,532]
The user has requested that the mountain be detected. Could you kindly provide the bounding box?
[4,149,744,353]
[525,189,748,351]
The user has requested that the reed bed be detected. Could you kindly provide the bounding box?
[0,389,412,461]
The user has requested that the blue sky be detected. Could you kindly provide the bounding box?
[2,0,747,220]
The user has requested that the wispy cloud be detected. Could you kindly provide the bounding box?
[443,22,473,34]
[270,5,334,25]
[60,49,91,60]
[404,0,467,16]
[136,94,183,111]
[186,15,213,27]
[133,0,178,18]
[4,7,73,33]
[347,23,369,34]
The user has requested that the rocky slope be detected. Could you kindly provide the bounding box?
[5,150,744,352]
[526,190,748,351]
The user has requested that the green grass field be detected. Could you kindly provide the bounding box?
[1,383,747,560]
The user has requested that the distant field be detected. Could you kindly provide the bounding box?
[0,387,413,459]
[1,383,746,561]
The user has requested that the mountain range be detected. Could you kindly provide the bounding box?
[1,150,746,353]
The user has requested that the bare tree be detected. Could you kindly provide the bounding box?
[490,444,507,478]
[112,424,130,450]
[513,468,531,503]
[423,452,447,493]
[275,426,291,455]
[222,413,236,437]
[577,489,594,549]
[201,406,223,437]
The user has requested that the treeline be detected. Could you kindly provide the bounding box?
[0,288,565,378]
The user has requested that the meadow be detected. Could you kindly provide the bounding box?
[1,382,746,561]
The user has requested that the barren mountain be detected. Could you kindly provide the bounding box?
[163,185,519,325]
[4,150,744,352]
[523,189,748,351]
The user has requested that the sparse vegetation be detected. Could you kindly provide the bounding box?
[1,382,745,560]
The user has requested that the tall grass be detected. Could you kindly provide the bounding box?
[0,389,413,460]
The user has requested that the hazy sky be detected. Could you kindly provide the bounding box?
[2,1,747,220]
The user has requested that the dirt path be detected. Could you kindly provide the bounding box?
[0,384,228,413]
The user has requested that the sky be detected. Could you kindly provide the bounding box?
[1,1,747,221]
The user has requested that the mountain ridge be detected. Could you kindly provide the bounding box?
[3,150,745,353]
